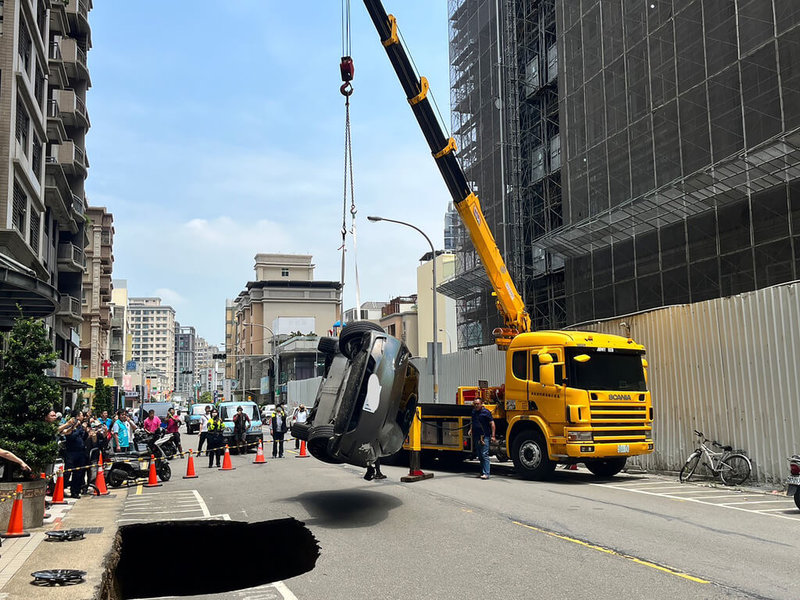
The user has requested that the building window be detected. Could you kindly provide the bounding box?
[12,182,26,235]
[281,268,289,277]
[15,101,29,153]
[29,210,39,253]
[0,1,4,36]
[17,23,31,73]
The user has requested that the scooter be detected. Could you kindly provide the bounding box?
[787,455,800,510]
[106,430,172,487]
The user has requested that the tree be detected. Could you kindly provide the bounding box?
[199,391,213,404]
[93,378,112,414]
[0,316,59,477]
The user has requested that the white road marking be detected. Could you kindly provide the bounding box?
[592,481,800,521]
[192,489,211,517]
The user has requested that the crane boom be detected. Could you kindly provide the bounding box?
[363,1,531,347]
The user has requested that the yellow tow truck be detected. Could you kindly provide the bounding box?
[364,1,654,479]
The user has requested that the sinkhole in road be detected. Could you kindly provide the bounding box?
[108,518,319,599]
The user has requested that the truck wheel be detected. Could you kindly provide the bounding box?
[585,457,627,478]
[511,430,555,480]
[339,321,384,359]
[317,336,338,356]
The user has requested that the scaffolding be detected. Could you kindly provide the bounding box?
[443,0,565,348]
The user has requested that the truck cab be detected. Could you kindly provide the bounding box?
[503,330,653,478]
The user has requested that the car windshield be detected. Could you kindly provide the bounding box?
[191,405,208,415]
[220,405,259,421]
[565,348,647,392]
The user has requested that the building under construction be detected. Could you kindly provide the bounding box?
[444,0,800,347]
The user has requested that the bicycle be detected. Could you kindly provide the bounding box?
[679,430,752,486]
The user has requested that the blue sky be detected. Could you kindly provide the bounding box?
[86,1,453,346]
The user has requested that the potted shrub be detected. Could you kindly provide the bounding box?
[0,316,60,529]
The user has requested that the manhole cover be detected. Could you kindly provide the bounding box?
[31,569,86,586]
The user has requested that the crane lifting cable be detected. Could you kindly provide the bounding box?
[338,0,360,326]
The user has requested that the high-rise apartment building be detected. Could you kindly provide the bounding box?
[128,297,176,394]
[174,324,195,398]
[446,0,800,343]
[80,206,113,378]
[0,0,93,403]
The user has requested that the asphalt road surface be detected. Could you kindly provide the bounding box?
[119,446,799,600]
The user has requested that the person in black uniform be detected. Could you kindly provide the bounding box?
[61,410,89,498]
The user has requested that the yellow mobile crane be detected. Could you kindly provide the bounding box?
[363,1,654,479]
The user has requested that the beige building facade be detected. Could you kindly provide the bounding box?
[80,206,113,378]
[416,251,457,356]
[379,295,419,356]
[230,254,341,402]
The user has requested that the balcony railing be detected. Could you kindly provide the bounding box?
[58,295,81,318]
[72,194,84,217]
[49,41,61,61]
[57,242,85,269]
[47,99,60,118]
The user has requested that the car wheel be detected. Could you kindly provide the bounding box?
[317,336,338,356]
[339,321,384,359]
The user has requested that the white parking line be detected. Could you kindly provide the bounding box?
[192,489,211,517]
[591,482,800,521]
[719,500,795,506]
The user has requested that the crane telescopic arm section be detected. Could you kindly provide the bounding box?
[362,1,531,348]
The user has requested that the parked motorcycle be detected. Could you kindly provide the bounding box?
[787,455,800,510]
[105,430,172,487]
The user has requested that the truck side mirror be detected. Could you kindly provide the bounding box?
[540,364,555,386]
[573,354,590,363]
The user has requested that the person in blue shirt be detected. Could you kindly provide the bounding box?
[468,398,496,480]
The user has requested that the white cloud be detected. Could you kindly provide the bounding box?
[152,288,186,307]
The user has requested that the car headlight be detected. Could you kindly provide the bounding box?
[224,426,233,433]
[567,431,593,442]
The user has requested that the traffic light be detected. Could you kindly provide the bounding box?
[212,353,226,360]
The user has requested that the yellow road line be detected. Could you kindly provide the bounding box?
[512,521,709,584]
[135,484,143,495]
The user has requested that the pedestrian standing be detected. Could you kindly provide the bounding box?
[166,407,184,457]
[232,406,251,455]
[198,405,211,456]
[206,408,225,468]
[61,410,89,498]
[112,410,136,452]
[271,405,288,458]
[142,409,161,434]
[468,398,495,480]
[291,404,308,449]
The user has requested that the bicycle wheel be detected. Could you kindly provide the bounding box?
[679,452,701,482]
[719,454,751,486]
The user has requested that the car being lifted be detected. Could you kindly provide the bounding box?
[291,321,419,469]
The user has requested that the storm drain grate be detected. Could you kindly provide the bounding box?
[71,527,104,534]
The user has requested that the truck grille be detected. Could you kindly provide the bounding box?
[590,404,650,443]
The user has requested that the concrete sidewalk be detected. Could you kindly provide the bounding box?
[0,489,127,600]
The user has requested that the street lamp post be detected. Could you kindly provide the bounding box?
[368,215,439,403]
[242,322,280,404]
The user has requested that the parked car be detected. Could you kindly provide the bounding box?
[185,403,214,434]
[217,401,263,451]
[291,321,419,468]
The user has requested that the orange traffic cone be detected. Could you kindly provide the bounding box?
[183,450,199,479]
[296,440,310,458]
[219,445,235,471]
[93,452,110,496]
[1,484,30,538]
[51,466,67,505]
[253,440,267,464]
[144,455,162,487]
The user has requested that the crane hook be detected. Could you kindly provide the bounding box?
[340,56,354,97]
